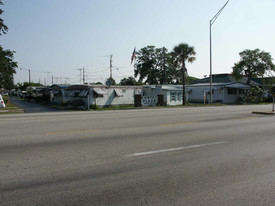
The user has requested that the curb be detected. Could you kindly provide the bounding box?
[252,111,275,115]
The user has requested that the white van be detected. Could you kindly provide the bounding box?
[0,95,6,108]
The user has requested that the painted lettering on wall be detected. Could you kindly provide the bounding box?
[142,96,158,106]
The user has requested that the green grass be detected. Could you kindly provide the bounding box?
[92,103,226,111]
[0,102,24,114]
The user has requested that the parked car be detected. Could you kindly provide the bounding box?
[0,95,6,108]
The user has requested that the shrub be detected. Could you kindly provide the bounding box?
[90,104,99,110]
[246,86,264,103]
[3,95,9,104]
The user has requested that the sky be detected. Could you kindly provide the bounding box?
[1,0,275,85]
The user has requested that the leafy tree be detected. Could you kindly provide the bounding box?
[172,43,196,105]
[134,46,178,85]
[0,1,17,89]
[246,86,264,103]
[120,76,137,86]
[134,45,161,84]
[185,76,198,84]
[106,77,116,86]
[0,45,17,89]
[16,82,43,91]
[232,49,275,85]
[0,0,8,36]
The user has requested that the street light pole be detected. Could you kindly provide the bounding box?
[20,68,31,83]
[210,0,229,103]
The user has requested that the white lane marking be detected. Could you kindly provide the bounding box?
[127,141,228,157]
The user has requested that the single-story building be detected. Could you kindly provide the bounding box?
[26,86,49,100]
[65,85,142,109]
[141,85,188,106]
[50,84,70,104]
[188,73,262,103]
[186,82,251,104]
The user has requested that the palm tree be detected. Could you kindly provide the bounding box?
[172,43,196,105]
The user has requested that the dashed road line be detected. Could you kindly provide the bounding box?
[161,122,196,126]
[127,141,228,157]
[47,129,97,134]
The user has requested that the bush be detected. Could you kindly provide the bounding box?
[246,86,264,103]
[3,95,9,104]
[90,104,99,110]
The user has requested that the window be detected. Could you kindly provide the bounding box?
[239,89,245,95]
[177,92,182,101]
[228,88,237,95]
[170,92,176,101]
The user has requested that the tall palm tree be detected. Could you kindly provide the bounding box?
[172,43,196,105]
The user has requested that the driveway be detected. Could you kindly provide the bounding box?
[10,96,66,113]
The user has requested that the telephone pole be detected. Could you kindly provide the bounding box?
[162,47,166,84]
[83,67,85,84]
[20,68,31,83]
[110,55,113,79]
[77,68,82,84]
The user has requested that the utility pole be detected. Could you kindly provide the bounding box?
[53,76,63,84]
[52,75,54,85]
[77,68,82,84]
[83,67,85,84]
[162,47,166,84]
[20,68,31,83]
[46,71,50,86]
[110,55,113,79]
[28,69,31,83]
[65,77,70,85]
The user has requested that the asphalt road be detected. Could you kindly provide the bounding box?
[9,96,65,113]
[0,105,274,205]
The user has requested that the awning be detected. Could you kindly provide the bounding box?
[79,90,89,97]
[93,88,108,95]
[114,89,123,97]
[52,90,61,94]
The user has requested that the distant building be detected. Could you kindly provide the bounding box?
[187,74,261,104]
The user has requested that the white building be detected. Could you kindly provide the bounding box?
[65,85,142,109]
[187,82,251,104]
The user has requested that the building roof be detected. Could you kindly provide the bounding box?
[191,73,260,86]
[188,82,251,89]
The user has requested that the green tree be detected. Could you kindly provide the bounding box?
[134,46,177,84]
[120,76,137,86]
[172,43,196,105]
[0,1,17,89]
[246,86,264,103]
[0,45,17,89]
[185,76,198,84]
[106,77,116,86]
[16,82,43,91]
[232,49,275,85]
[0,0,8,36]
[134,45,161,84]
